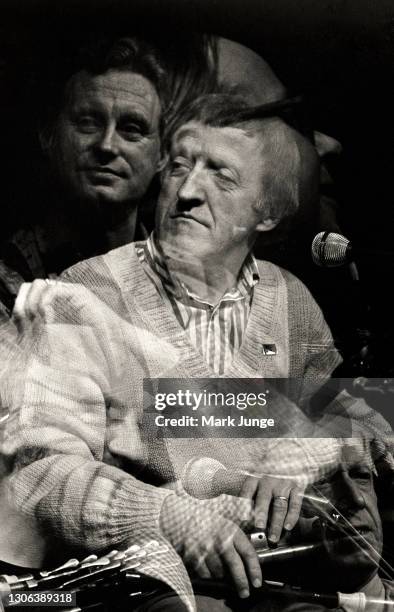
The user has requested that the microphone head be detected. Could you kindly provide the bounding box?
[311,232,351,267]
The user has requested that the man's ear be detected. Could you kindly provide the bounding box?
[256,217,280,232]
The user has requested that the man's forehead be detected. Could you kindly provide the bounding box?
[313,440,374,486]
[336,439,375,474]
[172,121,261,155]
[66,69,161,111]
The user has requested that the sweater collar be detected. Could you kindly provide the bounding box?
[143,233,260,307]
[105,241,283,378]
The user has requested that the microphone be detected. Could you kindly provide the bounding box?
[311,232,352,267]
[311,231,394,268]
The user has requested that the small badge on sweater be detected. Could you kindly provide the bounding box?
[262,344,277,355]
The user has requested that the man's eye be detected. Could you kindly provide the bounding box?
[357,472,372,481]
[215,171,237,190]
[209,165,237,185]
[169,160,190,175]
[119,124,144,140]
[216,171,236,183]
[75,116,100,133]
[350,468,372,482]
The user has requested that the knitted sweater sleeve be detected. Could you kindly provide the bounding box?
[5,281,173,552]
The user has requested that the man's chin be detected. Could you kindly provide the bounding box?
[72,187,135,225]
[328,546,379,585]
[82,183,135,206]
[85,184,129,204]
[160,234,213,264]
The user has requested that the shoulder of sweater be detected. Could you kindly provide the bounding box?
[255,258,312,296]
[60,243,139,288]
[55,243,144,321]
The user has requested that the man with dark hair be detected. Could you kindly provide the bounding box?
[36,36,166,266]
[0,35,169,318]
[4,92,392,611]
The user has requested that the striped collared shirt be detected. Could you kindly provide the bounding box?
[136,235,260,375]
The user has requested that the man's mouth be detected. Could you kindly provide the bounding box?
[171,213,208,227]
[351,527,371,536]
[83,167,127,178]
[327,521,372,539]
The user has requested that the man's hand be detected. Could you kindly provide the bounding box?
[12,279,58,332]
[184,513,262,599]
[160,492,262,599]
[239,475,305,543]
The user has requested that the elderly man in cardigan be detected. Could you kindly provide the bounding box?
[4,93,392,612]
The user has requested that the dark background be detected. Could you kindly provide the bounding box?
[1,0,394,374]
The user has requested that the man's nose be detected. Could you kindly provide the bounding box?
[95,124,120,156]
[177,169,205,205]
[338,474,366,512]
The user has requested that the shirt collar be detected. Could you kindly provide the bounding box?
[144,233,260,307]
